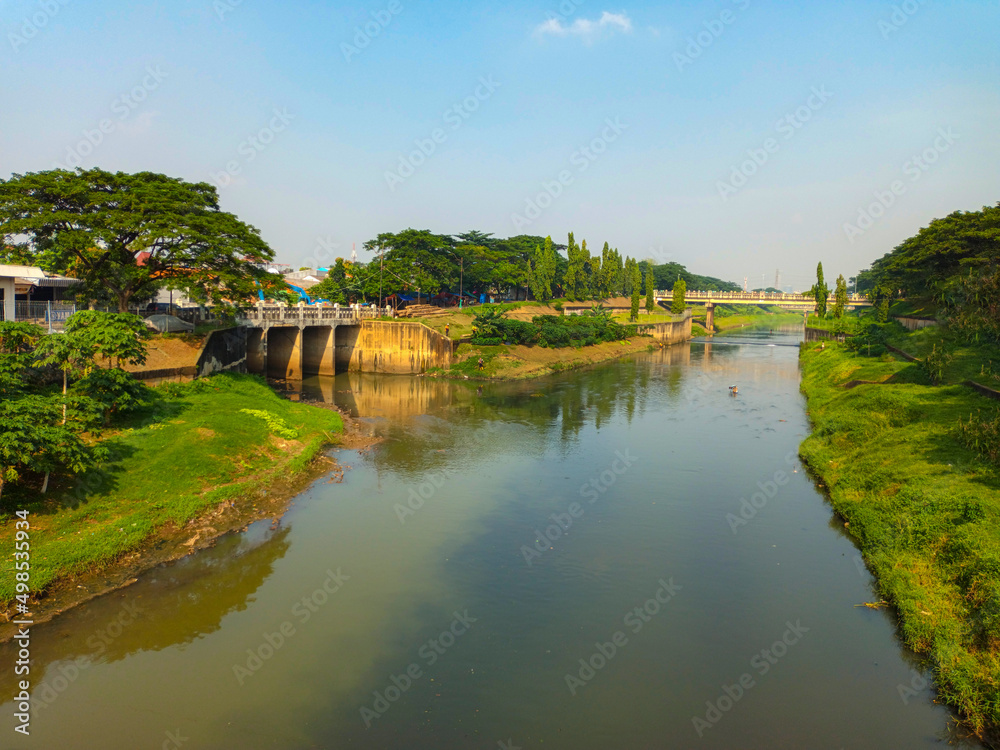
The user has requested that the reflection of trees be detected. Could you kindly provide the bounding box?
[350,351,681,475]
[0,525,290,701]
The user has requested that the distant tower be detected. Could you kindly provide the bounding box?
[351,243,358,263]
[775,269,780,289]
[743,276,748,292]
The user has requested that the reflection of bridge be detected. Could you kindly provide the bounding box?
[654,290,872,310]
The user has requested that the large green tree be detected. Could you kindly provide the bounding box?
[0,168,279,311]
[364,229,456,301]
[644,270,655,312]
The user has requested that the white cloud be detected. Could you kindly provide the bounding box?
[535,11,633,39]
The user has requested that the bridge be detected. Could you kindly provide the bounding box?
[237,303,393,379]
[654,290,872,310]
[235,303,453,377]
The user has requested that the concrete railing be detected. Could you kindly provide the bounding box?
[239,303,394,326]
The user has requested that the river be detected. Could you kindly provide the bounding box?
[0,326,980,749]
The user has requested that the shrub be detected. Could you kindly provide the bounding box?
[239,409,298,439]
[956,409,1000,465]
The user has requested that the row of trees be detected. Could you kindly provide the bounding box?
[0,168,736,312]
[1,312,149,501]
[314,228,736,307]
[850,203,1000,339]
[810,262,850,319]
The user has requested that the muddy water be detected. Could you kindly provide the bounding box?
[0,328,980,749]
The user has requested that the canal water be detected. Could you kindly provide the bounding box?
[1,327,980,749]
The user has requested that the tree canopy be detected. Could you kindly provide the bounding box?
[0,168,280,311]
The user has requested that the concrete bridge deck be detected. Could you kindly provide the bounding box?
[655,291,871,310]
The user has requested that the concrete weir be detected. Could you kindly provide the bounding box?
[238,305,453,379]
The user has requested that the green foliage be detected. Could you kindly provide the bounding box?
[870,203,1000,300]
[671,279,687,314]
[812,262,829,317]
[956,408,1000,465]
[239,409,299,439]
[845,320,894,356]
[644,270,655,312]
[469,306,632,348]
[72,368,149,423]
[629,264,641,321]
[0,168,278,311]
[63,310,149,368]
[920,344,955,386]
[0,321,45,398]
[0,396,106,501]
[527,236,557,302]
[942,265,1000,345]
[834,274,848,318]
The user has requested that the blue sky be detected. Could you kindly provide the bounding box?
[2,0,997,289]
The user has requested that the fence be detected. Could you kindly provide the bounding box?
[14,301,77,331]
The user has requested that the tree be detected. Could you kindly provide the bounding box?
[0,395,106,499]
[364,229,456,300]
[671,279,687,314]
[0,168,279,311]
[629,264,641,321]
[644,270,655,312]
[63,311,149,369]
[812,262,829,317]
[527,236,557,302]
[309,259,350,304]
[833,274,848,319]
[0,321,44,399]
[563,233,585,301]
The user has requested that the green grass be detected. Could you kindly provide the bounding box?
[885,325,1000,387]
[799,341,1000,739]
[0,373,342,602]
[805,312,863,333]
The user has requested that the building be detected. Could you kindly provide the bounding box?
[0,264,81,324]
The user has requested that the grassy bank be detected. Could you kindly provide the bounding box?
[435,337,658,380]
[0,373,342,605]
[702,304,804,331]
[798,341,1000,740]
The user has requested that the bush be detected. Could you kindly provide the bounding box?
[239,409,298,439]
[846,320,893,356]
[956,409,1000,465]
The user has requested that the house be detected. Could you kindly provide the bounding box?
[0,264,45,322]
[0,264,81,325]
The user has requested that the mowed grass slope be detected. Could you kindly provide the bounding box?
[799,343,1000,738]
[0,373,341,602]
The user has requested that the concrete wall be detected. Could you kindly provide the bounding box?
[0,277,12,322]
[336,325,360,371]
[267,326,303,379]
[894,316,938,331]
[348,320,453,374]
[196,327,248,378]
[804,326,849,343]
[302,326,335,377]
[647,311,692,345]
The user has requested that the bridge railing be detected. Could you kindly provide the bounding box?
[654,290,869,302]
[238,303,394,325]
